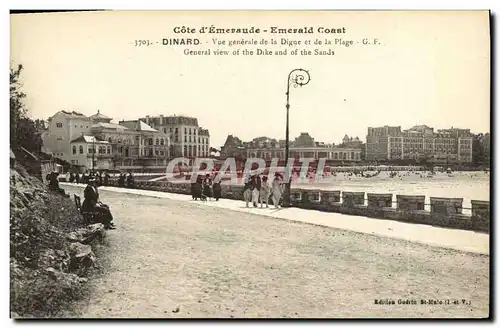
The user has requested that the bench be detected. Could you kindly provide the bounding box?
[74,193,95,223]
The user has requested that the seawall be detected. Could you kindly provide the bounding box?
[100,179,490,233]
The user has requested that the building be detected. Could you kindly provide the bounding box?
[41,110,93,161]
[340,134,365,160]
[365,125,473,163]
[69,135,112,169]
[139,115,210,158]
[246,133,362,162]
[42,110,171,171]
[117,119,171,169]
[220,134,246,158]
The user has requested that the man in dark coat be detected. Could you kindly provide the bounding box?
[48,172,67,196]
[212,180,222,201]
[82,178,115,229]
[103,172,110,186]
[118,173,126,187]
[126,172,135,188]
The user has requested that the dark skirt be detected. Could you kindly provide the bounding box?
[82,199,113,224]
[203,185,212,197]
[212,183,222,199]
[191,183,202,198]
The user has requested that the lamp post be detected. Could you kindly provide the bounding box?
[284,68,311,207]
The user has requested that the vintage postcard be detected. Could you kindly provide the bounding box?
[9,10,490,319]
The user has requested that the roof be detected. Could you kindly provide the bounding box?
[138,121,157,132]
[120,120,158,132]
[70,135,110,144]
[89,110,112,121]
[51,110,89,120]
[92,122,128,130]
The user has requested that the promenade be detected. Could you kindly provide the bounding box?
[62,183,489,255]
[61,183,489,318]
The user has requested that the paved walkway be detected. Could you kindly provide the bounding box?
[62,183,489,255]
[61,184,489,318]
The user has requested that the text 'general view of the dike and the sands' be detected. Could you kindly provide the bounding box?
[132,25,381,56]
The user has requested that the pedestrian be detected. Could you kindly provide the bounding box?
[203,174,212,200]
[212,179,222,201]
[243,175,254,208]
[252,174,261,207]
[259,176,270,208]
[126,172,135,188]
[271,172,283,208]
[82,178,116,230]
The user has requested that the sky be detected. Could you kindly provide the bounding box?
[10,11,490,148]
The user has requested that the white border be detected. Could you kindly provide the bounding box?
[2,1,497,327]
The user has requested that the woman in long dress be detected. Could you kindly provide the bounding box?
[243,174,254,207]
[251,175,261,207]
[259,176,270,208]
[203,174,213,200]
[271,173,283,208]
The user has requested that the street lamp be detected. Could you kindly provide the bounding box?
[284,68,311,207]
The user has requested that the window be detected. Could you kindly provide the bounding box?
[175,128,178,134]
[86,126,88,128]
[160,139,164,146]
[189,136,191,142]
[107,147,111,154]
[184,136,187,142]
[189,128,192,135]
[163,128,167,133]
[79,145,84,154]
[156,138,159,145]
[184,127,187,134]
[175,136,179,142]
[72,146,76,154]
[198,137,200,143]
[75,125,77,128]
[56,136,63,141]
[108,137,112,143]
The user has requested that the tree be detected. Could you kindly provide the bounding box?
[10,64,42,153]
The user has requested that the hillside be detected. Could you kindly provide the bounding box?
[10,163,105,318]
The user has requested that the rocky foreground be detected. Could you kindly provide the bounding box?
[10,165,106,318]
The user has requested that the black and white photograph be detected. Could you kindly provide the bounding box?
[9,10,491,319]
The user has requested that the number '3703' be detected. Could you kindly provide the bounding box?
[135,40,151,47]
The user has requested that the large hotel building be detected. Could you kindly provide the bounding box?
[365,125,473,163]
[139,115,210,158]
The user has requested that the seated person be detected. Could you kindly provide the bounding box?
[82,178,116,229]
[48,172,67,197]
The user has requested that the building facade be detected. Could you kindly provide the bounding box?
[69,135,112,170]
[220,134,246,158]
[246,133,362,162]
[139,115,210,158]
[116,119,171,169]
[42,110,171,171]
[365,125,473,163]
[41,110,93,161]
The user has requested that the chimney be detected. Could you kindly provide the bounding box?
[160,114,164,125]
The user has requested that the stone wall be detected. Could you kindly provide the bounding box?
[102,179,489,233]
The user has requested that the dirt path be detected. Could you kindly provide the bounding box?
[64,186,489,318]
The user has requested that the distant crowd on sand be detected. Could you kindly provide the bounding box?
[190,171,286,209]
